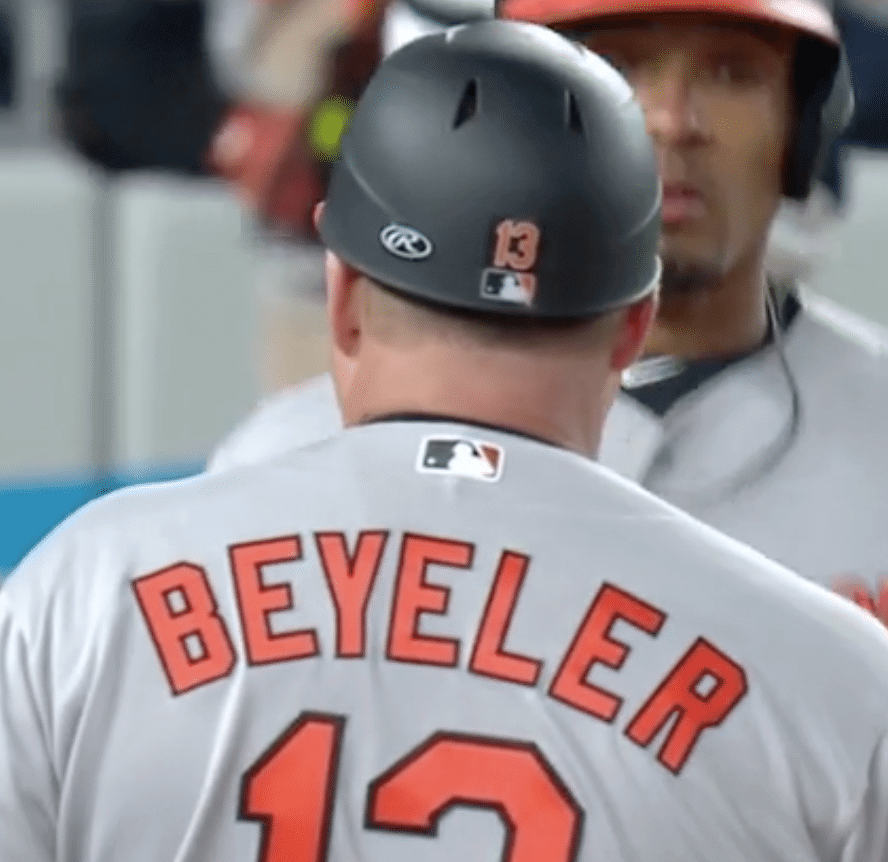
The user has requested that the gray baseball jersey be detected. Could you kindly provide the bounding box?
[208,290,888,625]
[5,420,888,862]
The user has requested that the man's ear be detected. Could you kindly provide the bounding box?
[325,250,363,360]
[313,200,325,233]
[609,290,658,371]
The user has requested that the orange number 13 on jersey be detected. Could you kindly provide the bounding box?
[240,712,583,862]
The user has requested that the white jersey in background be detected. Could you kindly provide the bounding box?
[5,419,888,862]
[210,373,341,473]
[207,289,888,623]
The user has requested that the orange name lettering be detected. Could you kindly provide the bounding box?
[132,562,236,695]
[230,536,319,665]
[625,638,748,774]
[549,583,666,722]
[469,550,542,686]
[387,534,473,667]
[316,531,388,658]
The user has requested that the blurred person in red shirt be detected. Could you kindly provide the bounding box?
[205,0,493,393]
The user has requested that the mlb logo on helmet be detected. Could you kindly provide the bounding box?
[481,218,541,307]
[481,270,537,307]
[417,436,504,482]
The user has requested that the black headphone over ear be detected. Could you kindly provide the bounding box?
[786,33,855,200]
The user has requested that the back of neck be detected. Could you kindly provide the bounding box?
[341,350,612,457]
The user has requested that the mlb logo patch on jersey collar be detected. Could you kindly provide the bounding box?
[416,436,504,482]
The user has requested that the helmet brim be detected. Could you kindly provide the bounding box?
[500,0,839,46]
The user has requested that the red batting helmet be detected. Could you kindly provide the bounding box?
[498,0,854,199]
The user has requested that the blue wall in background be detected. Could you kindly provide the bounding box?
[0,464,202,577]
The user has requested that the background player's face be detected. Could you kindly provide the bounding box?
[580,16,795,294]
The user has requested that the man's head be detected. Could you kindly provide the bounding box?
[500,0,852,299]
[584,14,797,296]
[316,20,662,453]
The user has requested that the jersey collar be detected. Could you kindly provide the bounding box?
[359,412,560,449]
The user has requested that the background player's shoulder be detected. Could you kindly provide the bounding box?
[797,287,888,365]
[658,486,888,690]
[207,372,342,473]
[785,289,888,447]
[591,462,888,645]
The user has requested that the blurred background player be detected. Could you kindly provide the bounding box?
[8,23,888,861]
[205,0,495,393]
[205,0,383,393]
[57,0,228,176]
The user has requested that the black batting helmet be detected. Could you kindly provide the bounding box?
[319,19,661,319]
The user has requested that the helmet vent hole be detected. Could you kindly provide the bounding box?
[454,79,479,128]
[565,90,584,135]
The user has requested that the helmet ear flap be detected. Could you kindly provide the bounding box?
[785,38,853,200]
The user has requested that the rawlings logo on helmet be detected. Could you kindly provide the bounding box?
[379,223,434,260]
